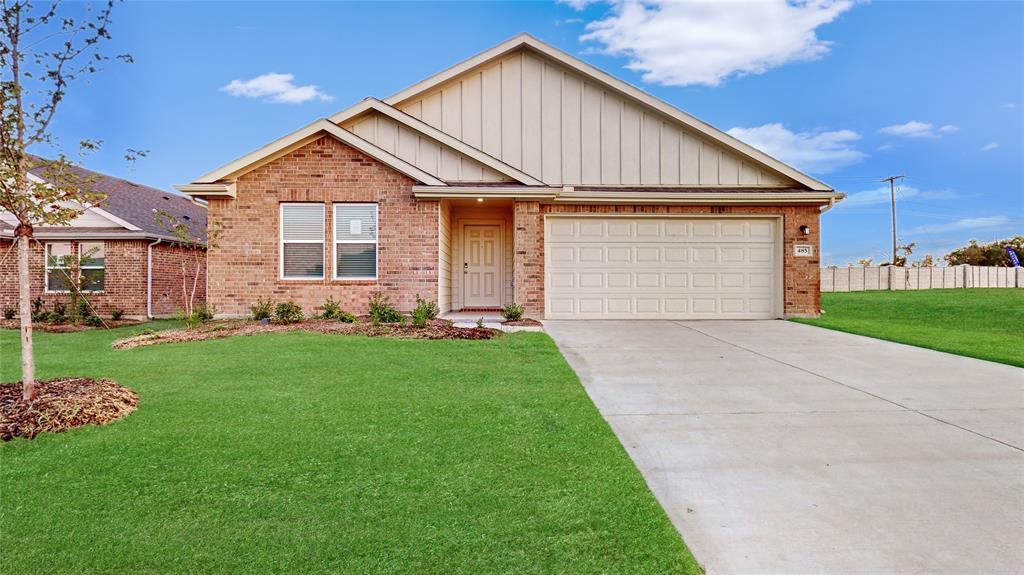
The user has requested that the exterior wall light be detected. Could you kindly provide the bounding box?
[476,197,484,202]
[799,225,811,235]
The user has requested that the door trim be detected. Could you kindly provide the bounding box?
[458,219,505,310]
[542,214,784,320]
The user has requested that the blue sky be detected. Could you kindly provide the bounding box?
[34,1,1023,265]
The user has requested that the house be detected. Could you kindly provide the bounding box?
[1,160,208,319]
[177,34,841,320]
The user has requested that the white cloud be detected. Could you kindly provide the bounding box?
[878,120,959,139]
[981,142,999,152]
[579,0,854,87]
[221,72,332,104]
[838,185,958,207]
[560,0,601,9]
[726,123,866,174]
[1004,102,1017,109]
[905,216,1010,236]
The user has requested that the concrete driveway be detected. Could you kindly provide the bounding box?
[544,320,1024,575]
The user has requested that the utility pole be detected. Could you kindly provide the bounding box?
[881,175,905,265]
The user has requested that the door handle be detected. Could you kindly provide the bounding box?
[463,262,469,274]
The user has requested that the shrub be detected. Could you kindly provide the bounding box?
[2,306,14,320]
[67,297,94,326]
[501,303,525,322]
[30,296,44,319]
[274,301,304,324]
[411,306,429,328]
[110,309,124,321]
[49,302,67,324]
[476,317,486,329]
[368,292,402,324]
[251,298,274,321]
[195,303,216,323]
[319,297,357,322]
[83,314,104,327]
[414,294,439,321]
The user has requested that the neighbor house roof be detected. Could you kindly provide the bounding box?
[1,157,207,242]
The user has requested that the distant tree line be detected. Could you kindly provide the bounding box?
[841,236,1023,268]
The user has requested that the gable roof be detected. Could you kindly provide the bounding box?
[381,33,831,192]
[185,119,446,187]
[1,157,208,242]
[332,98,546,186]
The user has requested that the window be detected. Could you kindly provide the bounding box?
[80,242,105,292]
[280,203,325,279]
[334,203,378,280]
[45,242,73,292]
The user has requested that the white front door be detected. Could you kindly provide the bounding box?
[463,224,502,308]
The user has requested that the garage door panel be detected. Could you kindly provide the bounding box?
[545,217,777,320]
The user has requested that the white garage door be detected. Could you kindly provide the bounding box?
[545,217,778,319]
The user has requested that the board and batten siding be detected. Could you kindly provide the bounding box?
[342,111,512,183]
[392,48,797,188]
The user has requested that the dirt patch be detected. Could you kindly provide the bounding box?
[1,378,139,441]
[502,318,543,327]
[112,319,499,349]
[0,319,144,333]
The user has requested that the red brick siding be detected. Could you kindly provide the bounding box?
[206,136,438,317]
[512,203,821,318]
[150,243,208,317]
[0,238,206,318]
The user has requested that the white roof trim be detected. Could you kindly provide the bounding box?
[383,33,831,192]
[89,206,141,231]
[174,182,237,199]
[331,98,546,186]
[190,119,447,187]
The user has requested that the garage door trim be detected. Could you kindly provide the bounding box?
[543,214,784,320]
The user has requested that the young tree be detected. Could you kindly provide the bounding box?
[154,209,219,327]
[1,0,129,399]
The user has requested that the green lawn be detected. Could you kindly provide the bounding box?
[792,289,1024,367]
[0,325,699,574]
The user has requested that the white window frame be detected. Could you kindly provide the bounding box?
[333,203,379,281]
[44,242,74,293]
[79,241,105,293]
[279,203,326,281]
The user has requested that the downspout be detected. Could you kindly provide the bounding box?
[147,238,161,319]
[820,196,838,214]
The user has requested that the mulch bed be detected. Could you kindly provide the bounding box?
[111,318,499,350]
[1,378,139,441]
[0,319,144,333]
[502,318,543,327]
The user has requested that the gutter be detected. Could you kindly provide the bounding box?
[147,238,161,319]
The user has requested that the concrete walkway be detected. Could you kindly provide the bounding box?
[544,320,1024,575]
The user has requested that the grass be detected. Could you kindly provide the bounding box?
[0,324,699,574]
[792,289,1024,367]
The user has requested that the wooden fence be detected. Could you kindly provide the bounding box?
[821,265,1023,292]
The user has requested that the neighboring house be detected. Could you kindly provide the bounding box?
[178,34,841,320]
[1,160,208,319]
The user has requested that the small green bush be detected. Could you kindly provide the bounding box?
[368,292,402,324]
[319,297,357,322]
[476,317,486,329]
[501,303,525,322]
[251,298,274,321]
[83,314,104,327]
[110,309,124,321]
[2,306,14,320]
[195,303,216,323]
[30,297,44,320]
[414,294,439,321]
[274,301,304,324]
[411,306,429,328]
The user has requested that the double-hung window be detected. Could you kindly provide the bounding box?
[334,203,378,280]
[45,242,74,292]
[280,203,325,280]
[79,242,105,292]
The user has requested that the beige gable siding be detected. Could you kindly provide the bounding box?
[395,49,797,188]
[342,112,512,183]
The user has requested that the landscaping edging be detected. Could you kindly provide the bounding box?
[112,319,500,349]
[0,378,139,441]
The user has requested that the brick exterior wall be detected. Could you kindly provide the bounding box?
[0,238,206,318]
[512,203,821,318]
[206,136,438,317]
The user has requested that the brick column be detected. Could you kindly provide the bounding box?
[513,200,544,317]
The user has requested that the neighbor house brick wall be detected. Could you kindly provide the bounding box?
[150,243,208,317]
[512,203,821,318]
[0,238,205,318]
[206,136,438,317]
